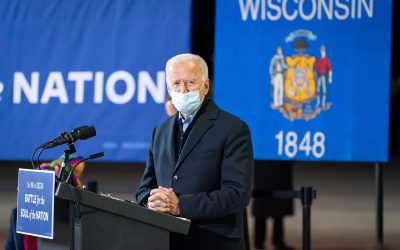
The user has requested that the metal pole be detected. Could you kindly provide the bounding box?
[375,162,383,246]
[243,209,250,250]
[301,187,312,250]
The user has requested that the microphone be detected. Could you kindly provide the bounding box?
[41,126,96,149]
[64,152,105,184]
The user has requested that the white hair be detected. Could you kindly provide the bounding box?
[165,53,209,84]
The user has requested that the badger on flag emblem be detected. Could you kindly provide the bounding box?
[269,30,333,121]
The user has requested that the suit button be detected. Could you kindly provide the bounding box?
[173,175,178,181]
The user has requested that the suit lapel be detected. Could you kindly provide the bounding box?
[174,100,219,173]
[164,116,178,168]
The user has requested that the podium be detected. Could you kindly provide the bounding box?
[38,183,190,250]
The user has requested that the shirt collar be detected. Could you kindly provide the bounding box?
[178,107,199,124]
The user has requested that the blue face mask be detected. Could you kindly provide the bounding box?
[170,86,203,116]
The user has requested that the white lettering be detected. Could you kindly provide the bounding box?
[106,70,135,104]
[239,0,261,21]
[40,72,68,104]
[25,194,30,203]
[299,0,316,21]
[351,0,356,18]
[318,0,333,20]
[94,71,104,104]
[282,0,298,21]
[239,0,374,21]
[13,72,39,103]
[13,71,166,104]
[21,208,29,218]
[261,0,266,20]
[334,0,350,20]
[138,71,165,104]
[358,0,373,18]
[267,0,282,21]
[36,211,49,221]
[68,71,93,103]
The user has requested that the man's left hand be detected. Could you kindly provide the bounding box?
[148,187,180,216]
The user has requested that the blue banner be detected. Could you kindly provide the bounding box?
[0,0,192,162]
[17,169,55,239]
[214,0,392,162]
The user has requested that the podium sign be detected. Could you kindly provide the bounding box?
[17,169,55,239]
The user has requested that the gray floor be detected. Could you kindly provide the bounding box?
[0,160,399,249]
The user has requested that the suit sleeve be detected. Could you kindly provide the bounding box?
[178,121,254,220]
[135,128,158,206]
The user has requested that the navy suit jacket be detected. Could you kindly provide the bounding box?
[136,100,254,248]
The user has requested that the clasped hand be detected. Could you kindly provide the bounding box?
[147,186,180,216]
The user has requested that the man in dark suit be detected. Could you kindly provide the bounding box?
[136,54,254,250]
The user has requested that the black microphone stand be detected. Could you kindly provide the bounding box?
[56,151,103,250]
[55,142,76,196]
[54,142,81,250]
